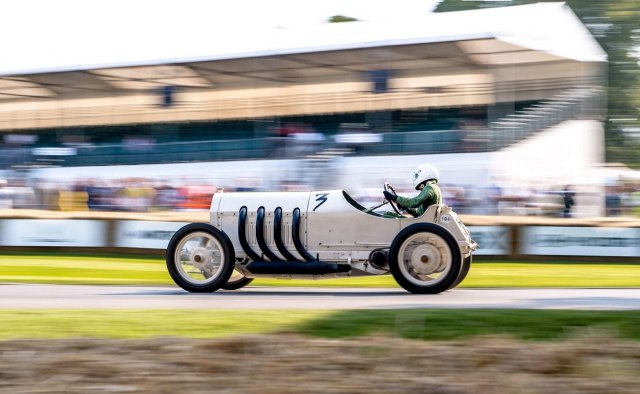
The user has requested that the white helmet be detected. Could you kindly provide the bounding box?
[412,164,439,189]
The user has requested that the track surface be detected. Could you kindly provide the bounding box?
[1,284,639,310]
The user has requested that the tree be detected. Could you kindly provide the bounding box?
[328,15,359,23]
[436,0,640,168]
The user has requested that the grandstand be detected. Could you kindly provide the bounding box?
[0,2,606,213]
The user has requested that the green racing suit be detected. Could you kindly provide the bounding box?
[386,180,442,218]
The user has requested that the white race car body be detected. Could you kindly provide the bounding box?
[211,189,476,277]
[166,188,477,294]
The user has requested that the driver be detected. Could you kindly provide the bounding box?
[383,164,442,218]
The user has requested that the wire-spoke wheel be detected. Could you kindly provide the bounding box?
[166,223,235,293]
[222,269,254,290]
[389,223,461,294]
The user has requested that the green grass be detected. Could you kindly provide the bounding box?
[295,309,640,341]
[0,253,170,285]
[0,310,323,340]
[0,309,638,341]
[1,253,639,287]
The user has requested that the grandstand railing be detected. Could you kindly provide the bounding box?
[487,86,603,150]
[13,129,466,167]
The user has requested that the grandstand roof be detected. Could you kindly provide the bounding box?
[0,2,605,101]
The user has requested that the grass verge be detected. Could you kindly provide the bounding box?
[1,253,639,287]
[0,309,638,341]
[0,253,168,285]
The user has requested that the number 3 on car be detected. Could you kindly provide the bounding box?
[166,188,478,294]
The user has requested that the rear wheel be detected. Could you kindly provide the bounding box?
[222,269,254,290]
[166,223,235,293]
[389,223,461,294]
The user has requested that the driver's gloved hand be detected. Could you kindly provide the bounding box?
[383,190,397,202]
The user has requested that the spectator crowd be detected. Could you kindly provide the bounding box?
[1,174,639,217]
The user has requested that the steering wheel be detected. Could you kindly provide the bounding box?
[384,182,403,216]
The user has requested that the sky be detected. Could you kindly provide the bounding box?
[3,0,441,32]
[0,0,441,74]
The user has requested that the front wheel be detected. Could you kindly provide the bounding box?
[166,223,235,293]
[389,223,461,294]
[450,255,472,289]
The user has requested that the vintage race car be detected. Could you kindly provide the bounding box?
[166,184,478,294]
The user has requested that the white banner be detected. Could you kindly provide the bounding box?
[0,219,106,247]
[520,226,640,257]
[115,221,189,249]
[468,226,510,255]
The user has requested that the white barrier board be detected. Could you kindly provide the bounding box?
[115,221,189,249]
[468,226,510,255]
[520,226,640,257]
[0,219,106,247]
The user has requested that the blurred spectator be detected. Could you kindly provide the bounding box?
[496,186,529,216]
[58,191,88,211]
[235,177,262,192]
[484,183,503,215]
[562,186,575,218]
[178,185,216,211]
[0,179,12,209]
[6,178,36,209]
[523,188,564,217]
[87,181,117,211]
[440,184,466,212]
[153,184,180,211]
[117,180,156,212]
[605,185,622,216]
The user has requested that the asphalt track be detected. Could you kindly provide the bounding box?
[1,284,639,310]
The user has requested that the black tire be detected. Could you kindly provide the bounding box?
[389,223,462,294]
[450,255,472,289]
[166,223,235,293]
[222,270,254,290]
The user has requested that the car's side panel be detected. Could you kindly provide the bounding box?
[212,191,312,260]
[306,190,402,261]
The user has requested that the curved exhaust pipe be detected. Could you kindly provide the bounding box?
[274,207,300,262]
[256,206,280,262]
[238,206,262,261]
[292,208,316,262]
